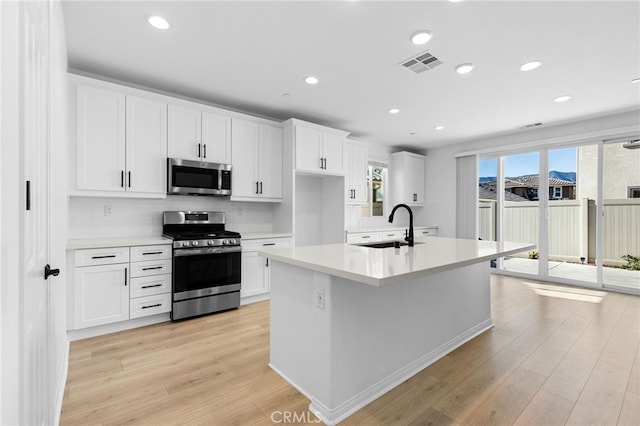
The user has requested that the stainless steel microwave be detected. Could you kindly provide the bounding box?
[167,158,232,196]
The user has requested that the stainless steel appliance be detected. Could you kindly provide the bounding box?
[167,158,232,196]
[162,211,241,320]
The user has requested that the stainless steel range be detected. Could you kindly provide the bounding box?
[162,211,241,320]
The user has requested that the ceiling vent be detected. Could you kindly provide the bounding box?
[400,50,443,74]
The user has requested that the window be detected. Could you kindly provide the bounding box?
[360,164,386,217]
[549,187,562,199]
[629,186,640,198]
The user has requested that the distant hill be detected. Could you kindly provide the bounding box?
[480,171,576,183]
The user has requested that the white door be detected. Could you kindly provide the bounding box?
[231,119,259,198]
[405,154,425,205]
[126,96,167,194]
[350,143,368,203]
[201,111,231,163]
[21,0,52,423]
[295,126,323,172]
[74,264,129,329]
[167,104,202,160]
[321,132,344,174]
[241,251,268,297]
[259,124,283,198]
[76,84,126,191]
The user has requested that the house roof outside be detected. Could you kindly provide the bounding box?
[478,184,529,202]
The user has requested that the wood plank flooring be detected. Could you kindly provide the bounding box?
[61,275,640,425]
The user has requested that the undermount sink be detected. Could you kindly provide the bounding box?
[358,241,423,249]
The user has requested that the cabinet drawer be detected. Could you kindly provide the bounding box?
[75,247,129,267]
[415,228,437,240]
[129,259,172,278]
[129,292,171,319]
[382,230,406,240]
[130,274,172,298]
[130,244,172,262]
[346,232,382,244]
[243,237,292,251]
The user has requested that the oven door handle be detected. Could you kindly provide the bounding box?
[173,246,242,257]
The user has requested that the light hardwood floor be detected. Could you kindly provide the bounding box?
[61,275,640,425]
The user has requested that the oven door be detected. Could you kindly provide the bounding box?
[172,246,241,301]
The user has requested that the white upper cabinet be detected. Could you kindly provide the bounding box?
[289,119,347,175]
[75,82,167,196]
[345,140,368,204]
[125,96,167,194]
[231,118,283,202]
[167,104,231,164]
[390,151,425,207]
[76,85,126,192]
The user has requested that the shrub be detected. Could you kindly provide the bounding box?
[621,254,640,271]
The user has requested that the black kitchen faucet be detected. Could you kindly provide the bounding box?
[388,204,414,247]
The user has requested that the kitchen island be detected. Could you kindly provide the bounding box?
[259,237,534,425]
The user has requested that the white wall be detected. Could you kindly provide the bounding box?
[68,196,275,239]
[424,109,640,238]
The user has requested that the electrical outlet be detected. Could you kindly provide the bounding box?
[238,207,244,216]
[313,288,325,309]
[104,205,113,216]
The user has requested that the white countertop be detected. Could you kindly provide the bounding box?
[259,237,535,287]
[346,225,438,233]
[241,232,293,240]
[67,236,172,250]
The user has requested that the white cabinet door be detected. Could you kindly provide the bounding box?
[125,96,167,194]
[74,263,129,329]
[406,153,425,205]
[76,84,126,191]
[259,124,283,199]
[322,132,344,175]
[201,111,231,163]
[231,119,259,198]
[241,251,268,297]
[391,151,425,207]
[168,104,202,161]
[346,142,368,203]
[295,125,323,172]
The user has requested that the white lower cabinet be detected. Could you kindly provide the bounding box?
[241,237,292,299]
[414,227,438,242]
[70,243,172,331]
[346,232,383,244]
[74,261,129,329]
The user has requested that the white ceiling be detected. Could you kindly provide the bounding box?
[62,0,640,150]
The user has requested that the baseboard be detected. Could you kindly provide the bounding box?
[240,293,270,305]
[67,313,170,341]
[54,338,70,426]
[274,319,493,426]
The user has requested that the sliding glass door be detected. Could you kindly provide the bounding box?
[479,140,639,293]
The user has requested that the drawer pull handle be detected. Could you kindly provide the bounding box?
[92,255,116,259]
[141,284,163,289]
[361,236,370,239]
[262,243,276,246]
[141,303,162,309]
[142,266,163,271]
[387,234,394,236]
[142,251,163,255]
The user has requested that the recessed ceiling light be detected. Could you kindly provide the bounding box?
[388,108,400,114]
[434,126,445,130]
[632,78,640,84]
[449,0,464,3]
[411,30,433,45]
[304,76,319,85]
[520,60,542,71]
[148,16,169,30]
[455,63,475,74]
[554,95,571,103]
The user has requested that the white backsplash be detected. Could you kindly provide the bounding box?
[344,204,392,229]
[68,196,275,239]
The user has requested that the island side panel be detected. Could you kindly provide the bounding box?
[269,262,334,405]
[325,262,492,412]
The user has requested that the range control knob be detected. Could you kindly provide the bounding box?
[208,240,214,246]
[182,241,190,247]
[222,239,228,245]
[192,241,199,246]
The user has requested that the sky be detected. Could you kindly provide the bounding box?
[479,147,577,178]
